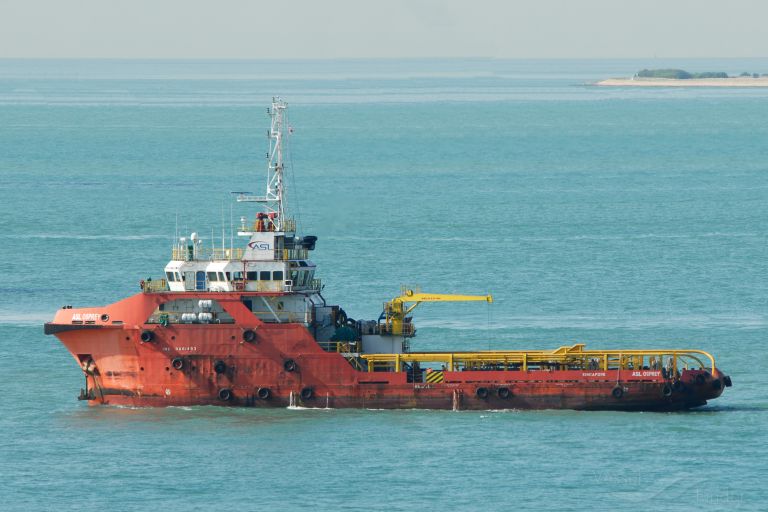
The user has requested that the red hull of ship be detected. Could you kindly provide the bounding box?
[46,292,726,411]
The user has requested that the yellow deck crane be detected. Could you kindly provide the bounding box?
[382,288,493,336]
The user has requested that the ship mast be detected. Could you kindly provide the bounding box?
[237,97,288,231]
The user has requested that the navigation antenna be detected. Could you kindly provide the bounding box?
[236,97,288,231]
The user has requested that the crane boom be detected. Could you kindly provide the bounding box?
[383,288,493,336]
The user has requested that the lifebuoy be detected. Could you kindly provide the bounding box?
[497,387,511,399]
[213,360,227,374]
[611,386,624,399]
[242,329,257,343]
[218,388,232,401]
[695,374,706,386]
[257,387,271,400]
[283,359,297,372]
[140,330,154,343]
[300,387,314,400]
[171,357,184,370]
[662,384,673,397]
[476,387,489,399]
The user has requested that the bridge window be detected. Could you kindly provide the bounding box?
[247,271,259,281]
[260,271,271,281]
[207,272,218,282]
[218,272,226,282]
[273,270,283,281]
[166,272,176,282]
[233,271,244,280]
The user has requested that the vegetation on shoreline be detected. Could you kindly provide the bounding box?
[636,68,766,79]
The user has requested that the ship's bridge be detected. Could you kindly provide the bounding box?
[163,227,320,294]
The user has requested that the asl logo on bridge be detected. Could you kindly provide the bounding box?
[248,241,272,250]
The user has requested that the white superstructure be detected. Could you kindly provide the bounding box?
[160,98,323,322]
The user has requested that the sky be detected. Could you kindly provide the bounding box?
[0,0,766,59]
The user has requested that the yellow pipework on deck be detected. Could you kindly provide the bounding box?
[361,344,716,374]
[384,288,493,336]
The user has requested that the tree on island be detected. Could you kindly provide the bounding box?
[637,68,730,79]
[637,69,692,79]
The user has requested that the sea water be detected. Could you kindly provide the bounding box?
[0,58,766,511]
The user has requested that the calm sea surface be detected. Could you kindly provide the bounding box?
[0,59,766,511]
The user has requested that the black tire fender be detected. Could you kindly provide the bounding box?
[283,359,297,372]
[213,360,227,374]
[218,388,232,401]
[140,330,154,343]
[171,357,184,371]
[476,387,489,399]
[257,387,271,400]
[611,386,624,399]
[497,387,511,399]
[243,329,257,343]
[300,387,314,400]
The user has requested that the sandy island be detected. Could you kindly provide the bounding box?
[596,77,768,87]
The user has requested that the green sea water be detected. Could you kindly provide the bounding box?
[0,59,766,511]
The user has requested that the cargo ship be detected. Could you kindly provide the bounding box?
[45,98,732,411]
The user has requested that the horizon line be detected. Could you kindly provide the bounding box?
[2,56,768,62]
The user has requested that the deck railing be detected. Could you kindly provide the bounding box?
[241,218,297,233]
[171,247,306,262]
[360,344,716,374]
[171,247,245,261]
[141,279,168,293]
[281,248,308,260]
